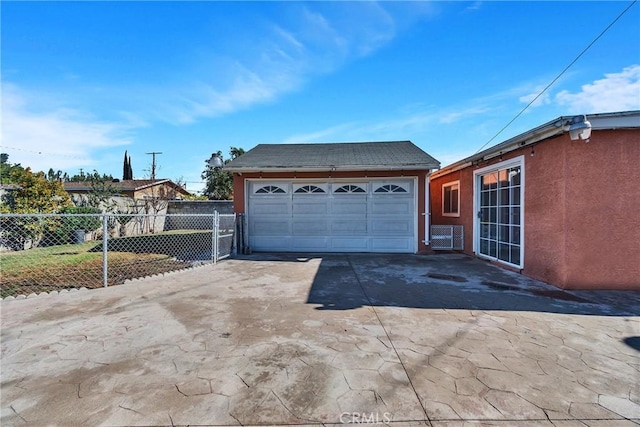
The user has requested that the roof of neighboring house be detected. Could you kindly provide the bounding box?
[224,141,440,172]
[64,179,191,196]
[431,110,640,179]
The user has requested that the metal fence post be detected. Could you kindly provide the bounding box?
[232,213,237,257]
[211,211,216,263]
[102,214,109,287]
[214,211,219,264]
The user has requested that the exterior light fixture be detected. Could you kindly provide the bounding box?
[206,153,224,170]
[568,114,592,141]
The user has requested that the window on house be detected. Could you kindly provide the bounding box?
[443,181,460,217]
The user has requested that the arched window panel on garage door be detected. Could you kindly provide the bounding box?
[373,183,409,193]
[333,184,366,194]
[293,184,327,194]
[253,184,288,195]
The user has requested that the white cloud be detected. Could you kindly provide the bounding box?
[519,89,551,108]
[162,64,297,125]
[1,84,132,173]
[555,65,640,113]
[2,3,429,135]
[282,103,494,144]
[0,3,428,176]
[145,3,401,125]
[465,2,483,12]
[283,122,360,144]
[439,106,492,124]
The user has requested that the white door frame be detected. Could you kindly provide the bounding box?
[472,156,525,268]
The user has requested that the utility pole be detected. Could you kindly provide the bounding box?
[145,152,162,180]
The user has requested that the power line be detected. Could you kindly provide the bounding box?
[2,146,43,155]
[473,0,637,154]
[1,145,89,160]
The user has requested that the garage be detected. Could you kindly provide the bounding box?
[224,141,440,253]
[248,179,416,252]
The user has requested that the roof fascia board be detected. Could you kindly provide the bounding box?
[224,165,439,173]
[430,111,640,179]
[590,114,640,129]
[430,123,563,179]
[134,179,170,191]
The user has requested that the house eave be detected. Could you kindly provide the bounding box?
[430,110,640,179]
[225,164,440,174]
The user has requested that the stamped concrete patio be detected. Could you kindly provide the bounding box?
[1,253,639,426]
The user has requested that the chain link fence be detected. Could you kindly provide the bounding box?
[0,213,235,299]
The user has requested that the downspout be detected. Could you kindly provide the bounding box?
[423,173,431,247]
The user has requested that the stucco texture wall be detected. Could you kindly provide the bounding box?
[429,170,474,255]
[562,129,639,289]
[430,129,640,290]
[523,135,568,287]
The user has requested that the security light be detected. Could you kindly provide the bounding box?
[206,153,224,169]
[568,114,592,141]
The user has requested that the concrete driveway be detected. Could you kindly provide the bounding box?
[1,253,639,426]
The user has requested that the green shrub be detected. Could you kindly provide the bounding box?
[55,206,103,244]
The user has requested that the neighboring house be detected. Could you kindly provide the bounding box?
[64,179,191,205]
[224,141,440,253]
[64,179,191,235]
[429,110,639,290]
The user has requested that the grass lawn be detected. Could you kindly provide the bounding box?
[0,230,216,298]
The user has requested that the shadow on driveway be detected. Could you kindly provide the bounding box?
[243,253,640,316]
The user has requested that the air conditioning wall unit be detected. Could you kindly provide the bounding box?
[430,225,464,250]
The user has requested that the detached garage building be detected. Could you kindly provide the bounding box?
[224,141,440,253]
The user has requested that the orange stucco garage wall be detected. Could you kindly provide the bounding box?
[232,170,431,253]
[430,129,640,290]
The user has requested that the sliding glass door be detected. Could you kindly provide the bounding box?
[475,158,523,268]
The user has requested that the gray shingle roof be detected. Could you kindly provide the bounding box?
[224,141,440,172]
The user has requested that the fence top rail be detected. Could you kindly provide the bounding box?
[0,213,235,218]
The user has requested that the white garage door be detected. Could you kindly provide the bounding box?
[247,179,416,253]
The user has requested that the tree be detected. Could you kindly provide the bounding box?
[230,146,245,159]
[127,154,133,180]
[201,147,244,200]
[67,170,114,182]
[46,168,63,182]
[86,175,119,210]
[0,167,73,250]
[123,151,133,180]
[0,154,25,185]
[1,167,71,214]
[123,151,128,180]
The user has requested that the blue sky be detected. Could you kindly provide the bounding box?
[2,1,639,193]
